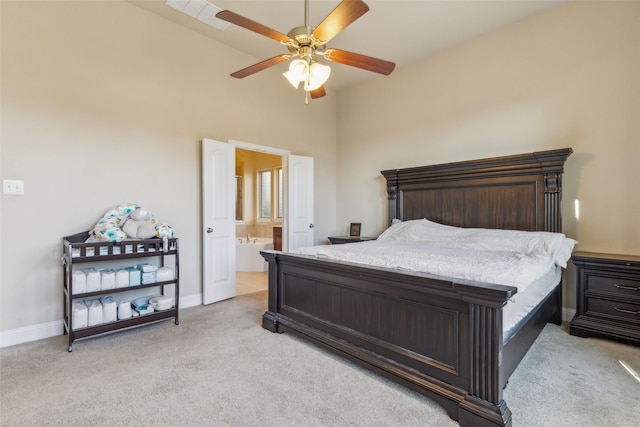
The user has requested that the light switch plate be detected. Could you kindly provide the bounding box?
[3,179,25,195]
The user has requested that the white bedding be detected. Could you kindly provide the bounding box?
[503,266,561,340]
[292,219,577,296]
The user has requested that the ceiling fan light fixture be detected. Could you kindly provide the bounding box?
[304,62,331,91]
[283,59,309,88]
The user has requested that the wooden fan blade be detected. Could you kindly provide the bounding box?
[230,55,290,79]
[217,10,292,44]
[310,85,326,99]
[325,49,395,75]
[312,0,369,44]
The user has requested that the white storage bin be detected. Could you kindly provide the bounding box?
[84,268,101,293]
[86,299,103,326]
[72,300,88,329]
[100,296,117,323]
[100,269,116,290]
[115,269,129,288]
[71,270,87,295]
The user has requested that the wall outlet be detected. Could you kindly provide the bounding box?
[3,179,25,195]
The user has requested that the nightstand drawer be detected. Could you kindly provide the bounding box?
[586,274,640,296]
[586,297,640,322]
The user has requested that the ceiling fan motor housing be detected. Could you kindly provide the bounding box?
[286,26,326,56]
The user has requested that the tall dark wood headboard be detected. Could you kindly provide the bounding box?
[381,148,573,233]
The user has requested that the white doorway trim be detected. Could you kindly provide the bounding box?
[229,139,291,157]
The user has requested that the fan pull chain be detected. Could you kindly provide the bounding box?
[305,91,309,105]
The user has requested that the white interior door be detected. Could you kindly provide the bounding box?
[202,138,235,305]
[287,155,314,250]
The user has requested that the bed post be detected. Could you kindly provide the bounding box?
[261,251,281,333]
[544,168,565,325]
[544,173,563,233]
[385,170,399,225]
[457,288,513,427]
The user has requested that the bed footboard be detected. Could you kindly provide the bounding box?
[262,251,519,426]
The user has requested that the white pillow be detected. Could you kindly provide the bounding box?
[378,218,577,268]
[378,218,451,241]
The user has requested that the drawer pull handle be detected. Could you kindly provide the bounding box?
[615,284,639,291]
[614,308,640,315]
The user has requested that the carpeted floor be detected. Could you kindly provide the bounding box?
[1,291,638,427]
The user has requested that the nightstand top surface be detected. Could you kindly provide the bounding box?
[571,251,640,265]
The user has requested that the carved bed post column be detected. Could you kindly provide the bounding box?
[261,251,281,333]
[457,290,513,427]
[384,170,399,225]
[544,173,562,233]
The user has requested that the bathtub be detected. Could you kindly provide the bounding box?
[236,237,274,272]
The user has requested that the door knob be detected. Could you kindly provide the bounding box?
[206,227,213,233]
[309,224,314,228]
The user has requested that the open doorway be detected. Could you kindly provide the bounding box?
[201,138,314,305]
[234,148,282,296]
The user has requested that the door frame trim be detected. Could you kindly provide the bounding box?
[229,139,291,156]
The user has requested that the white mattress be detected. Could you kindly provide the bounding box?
[503,265,561,341]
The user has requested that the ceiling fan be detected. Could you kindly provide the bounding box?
[216,0,395,103]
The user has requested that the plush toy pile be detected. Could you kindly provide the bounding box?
[90,204,174,242]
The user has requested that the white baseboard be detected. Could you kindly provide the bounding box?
[0,293,203,349]
[562,307,576,323]
[180,293,202,309]
[0,320,64,348]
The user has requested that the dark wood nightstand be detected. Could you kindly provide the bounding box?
[328,236,377,244]
[570,251,640,346]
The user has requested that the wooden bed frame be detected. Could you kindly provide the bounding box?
[261,148,573,426]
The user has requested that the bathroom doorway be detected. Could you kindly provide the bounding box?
[202,138,314,304]
[234,148,282,296]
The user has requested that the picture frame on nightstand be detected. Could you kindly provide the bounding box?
[349,223,361,237]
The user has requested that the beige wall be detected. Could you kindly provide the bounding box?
[336,0,640,309]
[0,1,336,337]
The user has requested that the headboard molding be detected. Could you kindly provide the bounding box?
[381,148,573,232]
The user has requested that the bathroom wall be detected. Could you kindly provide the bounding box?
[235,149,283,240]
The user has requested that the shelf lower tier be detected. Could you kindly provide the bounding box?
[64,309,179,351]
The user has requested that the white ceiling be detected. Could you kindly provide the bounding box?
[131,0,565,92]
